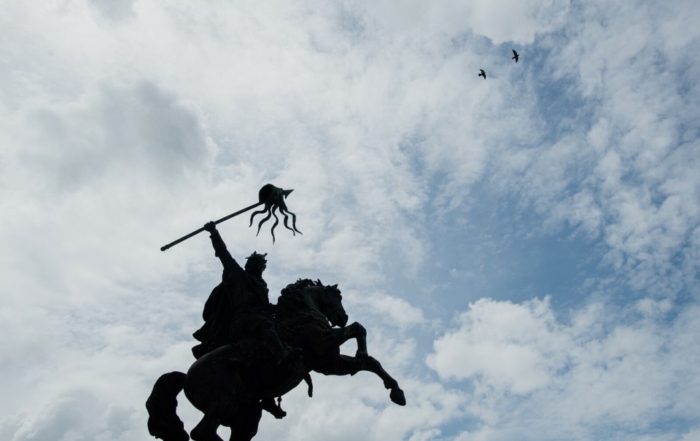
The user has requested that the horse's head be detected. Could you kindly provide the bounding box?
[279,279,348,327]
[311,283,348,328]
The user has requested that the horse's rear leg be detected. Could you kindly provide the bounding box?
[190,394,262,441]
[229,403,263,441]
[190,402,224,441]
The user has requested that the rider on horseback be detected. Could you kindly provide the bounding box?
[192,221,298,367]
[147,247,405,441]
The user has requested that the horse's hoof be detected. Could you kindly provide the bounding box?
[390,388,406,406]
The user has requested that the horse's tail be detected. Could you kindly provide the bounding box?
[146,371,190,441]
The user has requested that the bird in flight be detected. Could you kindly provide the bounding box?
[512,49,519,63]
[478,69,486,79]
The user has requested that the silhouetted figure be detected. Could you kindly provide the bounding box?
[192,221,295,366]
[478,69,486,79]
[512,49,519,63]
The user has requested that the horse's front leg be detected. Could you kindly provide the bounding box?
[329,321,368,357]
[315,354,406,406]
[359,355,406,406]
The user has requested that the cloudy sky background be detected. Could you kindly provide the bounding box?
[1,0,699,440]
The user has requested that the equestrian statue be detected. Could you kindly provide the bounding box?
[147,185,405,441]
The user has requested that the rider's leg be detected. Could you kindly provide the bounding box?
[256,319,299,364]
[260,397,286,419]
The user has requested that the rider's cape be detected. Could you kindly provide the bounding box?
[192,261,270,360]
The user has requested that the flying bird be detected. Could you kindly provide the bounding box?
[512,49,519,63]
[478,69,486,79]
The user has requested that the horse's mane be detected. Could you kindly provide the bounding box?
[281,278,325,296]
[276,279,326,318]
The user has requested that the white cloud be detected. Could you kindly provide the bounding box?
[681,428,700,441]
[427,297,565,394]
[11,81,213,193]
[87,0,136,23]
[428,297,700,440]
[348,289,426,330]
[0,389,140,441]
[353,0,569,44]
[250,375,467,441]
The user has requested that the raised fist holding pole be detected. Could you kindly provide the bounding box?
[160,183,301,251]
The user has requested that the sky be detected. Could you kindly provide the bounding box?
[1,0,699,440]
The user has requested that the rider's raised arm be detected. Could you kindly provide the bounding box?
[203,222,238,272]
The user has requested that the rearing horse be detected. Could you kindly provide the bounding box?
[276,279,406,404]
[146,279,405,441]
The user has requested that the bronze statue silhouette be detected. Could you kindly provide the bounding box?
[478,69,486,79]
[147,225,406,441]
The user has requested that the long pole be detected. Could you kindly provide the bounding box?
[160,200,264,252]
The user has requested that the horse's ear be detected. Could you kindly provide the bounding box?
[332,284,337,289]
